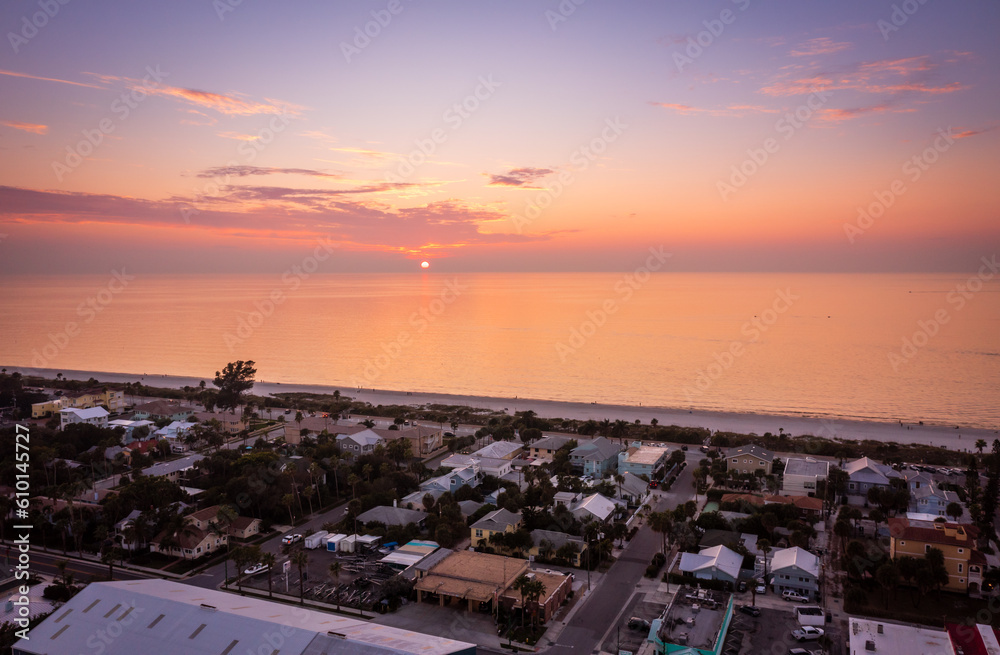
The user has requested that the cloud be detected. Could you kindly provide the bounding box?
[789,37,851,57]
[327,146,398,160]
[0,121,47,135]
[815,104,914,123]
[142,85,302,116]
[759,55,965,97]
[486,167,554,188]
[650,102,778,117]
[953,127,997,139]
[0,185,551,251]
[196,166,343,180]
[0,68,104,90]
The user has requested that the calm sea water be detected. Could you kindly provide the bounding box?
[1,273,998,428]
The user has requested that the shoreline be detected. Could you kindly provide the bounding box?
[9,366,998,452]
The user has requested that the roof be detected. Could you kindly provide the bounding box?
[132,399,196,416]
[151,525,211,550]
[337,428,385,447]
[474,441,522,459]
[414,550,528,603]
[472,508,521,532]
[912,484,960,502]
[61,406,109,419]
[726,444,774,462]
[845,456,901,482]
[699,529,743,549]
[457,500,484,517]
[849,617,954,655]
[947,622,1000,655]
[770,546,820,578]
[14,579,473,655]
[620,445,668,466]
[530,529,585,551]
[571,436,623,462]
[357,505,429,527]
[679,545,743,581]
[571,493,616,522]
[141,453,205,477]
[721,493,765,506]
[618,472,649,498]
[888,517,979,547]
[187,505,223,523]
[531,435,576,452]
[783,457,830,477]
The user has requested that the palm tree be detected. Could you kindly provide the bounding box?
[976,439,988,455]
[261,552,276,598]
[290,551,309,604]
[101,545,123,580]
[757,539,772,578]
[614,474,625,500]
[649,511,672,555]
[875,561,900,609]
[329,562,342,610]
[512,574,532,627]
[282,494,296,524]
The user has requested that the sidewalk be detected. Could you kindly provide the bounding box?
[534,570,606,650]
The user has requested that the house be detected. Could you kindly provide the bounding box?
[781,458,830,496]
[149,523,225,559]
[33,387,125,418]
[141,454,205,482]
[358,505,429,528]
[617,442,669,479]
[473,441,523,460]
[108,418,155,444]
[570,493,617,523]
[192,411,246,434]
[499,569,574,624]
[442,453,512,478]
[615,471,650,505]
[421,465,481,494]
[13,579,476,655]
[112,509,144,551]
[528,529,587,567]
[911,483,962,517]
[471,508,522,548]
[457,500,484,519]
[889,517,984,593]
[650,589,735,655]
[530,435,576,460]
[849,618,956,655]
[699,530,745,550]
[845,456,901,497]
[764,494,825,518]
[336,428,385,457]
[373,425,443,457]
[725,444,774,475]
[228,515,262,540]
[153,420,196,442]
[402,488,445,510]
[31,397,67,418]
[770,546,820,601]
[59,406,110,430]
[678,545,743,584]
[570,437,623,477]
[132,399,197,422]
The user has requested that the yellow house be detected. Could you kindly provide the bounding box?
[725,444,774,475]
[33,387,125,418]
[31,398,67,418]
[889,517,985,593]
[471,508,522,548]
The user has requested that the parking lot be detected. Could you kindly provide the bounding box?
[732,605,830,655]
[599,589,663,654]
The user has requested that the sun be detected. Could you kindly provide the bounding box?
[420,261,430,269]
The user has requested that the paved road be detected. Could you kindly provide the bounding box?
[20,549,150,583]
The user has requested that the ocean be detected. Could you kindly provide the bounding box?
[1,272,998,428]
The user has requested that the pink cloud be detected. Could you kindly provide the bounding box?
[650,102,778,117]
[789,37,852,57]
[0,120,47,135]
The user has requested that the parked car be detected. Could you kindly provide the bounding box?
[782,590,809,603]
[791,626,824,641]
[648,480,659,489]
[282,534,302,545]
[681,445,688,451]
[755,582,767,594]
[627,617,651,631]
[243,562,268,576]
[788,649,815,655]
[738,605,761,617]
[737,580,747,593]
[700,445,710,453]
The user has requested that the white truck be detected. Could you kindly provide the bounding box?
[304,530,329,550]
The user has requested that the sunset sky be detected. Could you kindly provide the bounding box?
[1,0,997,274]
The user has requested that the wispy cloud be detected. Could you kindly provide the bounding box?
[0,68,104,90]
[760,55,965,97]
[216,131,266,141]
[0,120,47,135]
[143,86,302,116]
[789,37,852,57]
[485,167,554,188]
[953,126,997,139]
[650,102,778,117]
[815,104,914,123]
[196,166,342,179]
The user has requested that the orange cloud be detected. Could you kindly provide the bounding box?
[760,55,965,97]
[789,37,852,57]
[953,127,997,139]
[0,68,103,90]
[143,85,302,116]
[651,102,778,117]
[0,120,47,135]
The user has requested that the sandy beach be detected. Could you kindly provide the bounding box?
[12,366,998,453]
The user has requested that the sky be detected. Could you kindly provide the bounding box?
[0,0,997,274]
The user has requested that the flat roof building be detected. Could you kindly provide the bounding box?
[13,579,476,655]
[850,617,954,655]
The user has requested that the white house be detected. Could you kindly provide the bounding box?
[678,545,743,584]
[569,493,617,523]
[336,428,385,457]
[781,457,830,496]
[59,406,109,430]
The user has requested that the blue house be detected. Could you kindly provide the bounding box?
[570,437,623,478]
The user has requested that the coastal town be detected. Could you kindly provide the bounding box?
[2,365,999,655]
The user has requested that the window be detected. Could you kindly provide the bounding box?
[959,564,964,573]
[900,541,905,546]
[925,545,931,553]
[475,529,483,538]
[732,459,738,464]
[958,548,964,554]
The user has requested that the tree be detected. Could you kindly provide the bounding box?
[946,502,964,522]
[869,509,885,538]
[101,545,123,580]
[261,551,276,598]
[213,360,257,412]
[757,539,772,577]
[231,545,254,594]
[329,562,342,610]
[875,561,900,609]
[512,574,531,628]
[976,439,988,455]
[649,511,672,555]
[290,550,309,604]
